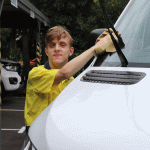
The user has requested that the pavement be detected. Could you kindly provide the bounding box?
[1,87,27,150]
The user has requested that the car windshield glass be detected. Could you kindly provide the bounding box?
[97,0,150,68]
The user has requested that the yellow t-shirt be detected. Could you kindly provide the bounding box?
[24,65,74,126]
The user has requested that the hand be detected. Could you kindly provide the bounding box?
[94,28,119,55]
[94,34,111,55]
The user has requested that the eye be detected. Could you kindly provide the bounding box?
[49,43,55,48]
[60,42,66,47]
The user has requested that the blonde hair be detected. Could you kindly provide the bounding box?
[45,26,73,47]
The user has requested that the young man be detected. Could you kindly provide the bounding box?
[24,26,111,133]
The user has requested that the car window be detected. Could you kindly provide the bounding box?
[95,0,150,68]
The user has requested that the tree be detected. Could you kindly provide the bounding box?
[28,0,105,54]
[1,28,23,61]
[28,0,128,56]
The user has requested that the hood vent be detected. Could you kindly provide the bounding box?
[81,70,146,85]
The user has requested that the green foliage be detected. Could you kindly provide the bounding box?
[29,0,105,51]
[8,47,23,61]
[106,0,127,24]
[1,28,11,52]
[2,46,23,62]
[93,0,100,7]
[1,28,23,61]
[28,0,128,52]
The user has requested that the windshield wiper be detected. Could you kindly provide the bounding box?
[99,0,128,67]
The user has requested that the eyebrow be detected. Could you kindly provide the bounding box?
[60,41,67,44]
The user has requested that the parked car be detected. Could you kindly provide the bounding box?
[1,59,24,98]
[18,55,42,68]
[28,0,150,149]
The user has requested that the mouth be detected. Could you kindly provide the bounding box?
[53,54,62,57]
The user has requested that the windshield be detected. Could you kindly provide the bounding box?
[96,0,150,68]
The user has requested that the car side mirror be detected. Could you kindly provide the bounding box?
[89,28,106,48]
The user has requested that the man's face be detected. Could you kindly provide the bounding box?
[45,37,74,69]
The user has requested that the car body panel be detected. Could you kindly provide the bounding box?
[1,67,22,91]
[28,0,150,149]
[1,59,23,91]
[29,67,150,150]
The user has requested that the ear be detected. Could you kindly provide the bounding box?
[45,48,48,56]
[69,47,74,56]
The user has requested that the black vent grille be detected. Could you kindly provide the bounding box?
[81,70,146,85]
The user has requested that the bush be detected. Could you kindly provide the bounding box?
[1,28,23,61]
[9,47,23,61]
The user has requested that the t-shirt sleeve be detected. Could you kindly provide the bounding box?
[28,66,59,93]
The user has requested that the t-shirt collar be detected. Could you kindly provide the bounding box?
[44,61,51,70]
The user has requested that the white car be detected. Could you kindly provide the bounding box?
[28,0,150,149]
[1,59,24,98]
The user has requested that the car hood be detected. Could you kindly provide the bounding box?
[29,67,150,150]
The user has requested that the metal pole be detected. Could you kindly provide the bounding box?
[36,20,41,66]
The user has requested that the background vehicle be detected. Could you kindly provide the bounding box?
[1,59,24,98]
[28,0,150,149]
[18,55,42,68]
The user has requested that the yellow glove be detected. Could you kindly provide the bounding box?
[95,28,119,55]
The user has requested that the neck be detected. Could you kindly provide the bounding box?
[48,60,66,69]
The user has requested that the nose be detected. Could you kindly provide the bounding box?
[55,44,60,52]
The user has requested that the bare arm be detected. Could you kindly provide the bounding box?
[53,34,110,85]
